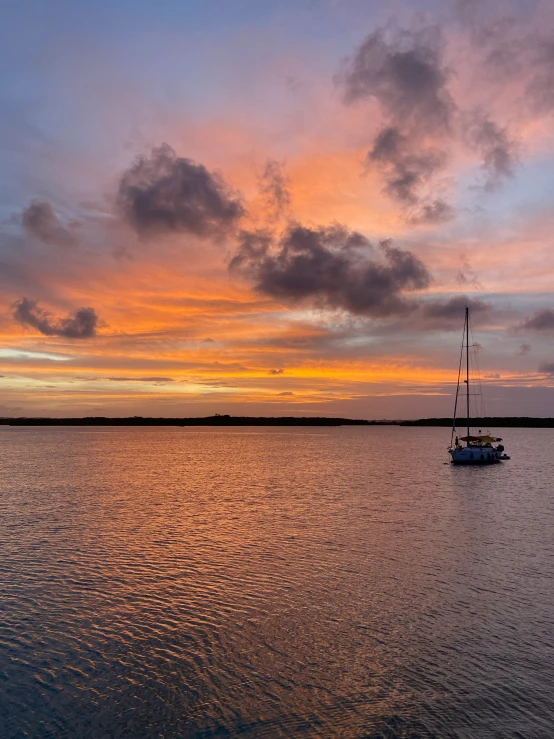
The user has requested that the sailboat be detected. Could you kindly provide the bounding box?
[448,306,510,465]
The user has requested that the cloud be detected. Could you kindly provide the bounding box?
[107,376,175,382]
[409,199,453,225]
[412,295,492,330]
[367,127,446,205]
[118,143,245,238]
[258,159,291,220]
[337,17,535,214]
[230,225,431,317]
[538,362,554,375]
[515,308,554,333]
[21,200,79,248]
[484,372,500,379]
[268,368,284,375]
[338,23,454,133]
[0,348,72,361]
[366,127,452,222]
[470,15,554,115]
[517,343,531,356]
[527,39,554,113]
[420,295,491,322]
[338,24,455,221]
[464,113,518,189]
[456,257,481,289]
[277,391,294,396]
[12,298,98,338]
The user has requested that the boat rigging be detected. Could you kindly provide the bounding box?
[448,306,510,465]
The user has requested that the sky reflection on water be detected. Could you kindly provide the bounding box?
[1,426,553,737]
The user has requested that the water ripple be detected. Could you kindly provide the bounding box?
[1,426,553,737]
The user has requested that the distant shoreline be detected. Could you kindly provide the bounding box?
[398,417,554,428]
[0,416,370,427]
[1,415,554,428]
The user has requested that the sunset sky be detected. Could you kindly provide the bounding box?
[1,0,554,418]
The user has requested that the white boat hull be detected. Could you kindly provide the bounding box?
[449,447,509,465]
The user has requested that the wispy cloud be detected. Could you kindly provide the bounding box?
[21,200,80,248]
[106,376,175,383]
[511,308,554,334]
[0,348,72,361]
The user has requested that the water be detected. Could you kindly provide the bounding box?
[0,426,553,738]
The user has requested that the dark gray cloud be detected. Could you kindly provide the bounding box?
[118,143,245,238]
[268,368,285,375]
[365,127,452,223]
[13,298,98,338]
[418,295,491,329]
[464,113,518,188]
[231,224,430,317]
[338,24,456,221]
[421,295,491,320]
[258,159,291,220]
[367,127,447,205]
[338,18,531,212]
[538,362,554,375]
[517,343,531,356]
[517,308,554,333]
[338,24,454,132]
[21,200,79,248]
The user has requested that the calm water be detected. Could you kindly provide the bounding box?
[1,426,553,738]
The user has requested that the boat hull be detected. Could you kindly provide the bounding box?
[450,457,501,465]
[449,447,507,465]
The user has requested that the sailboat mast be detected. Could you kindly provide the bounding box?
[466,306,470,442]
